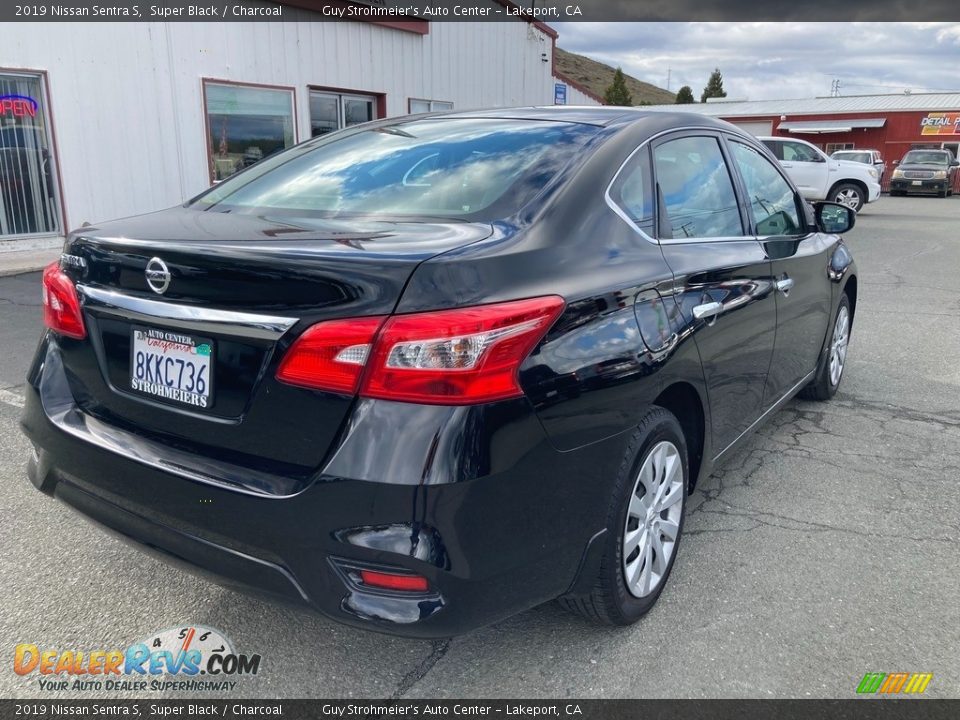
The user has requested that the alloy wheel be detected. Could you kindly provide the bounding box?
[829,305,850,387]
[622,441,684,598]
[835,188,862,211]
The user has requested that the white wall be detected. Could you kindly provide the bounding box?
[559,81,600,107]
[1,16,575,236]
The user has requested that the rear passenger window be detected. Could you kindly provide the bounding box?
[729,141,802,236]
[610,147,654,234]
[653,136,743,239]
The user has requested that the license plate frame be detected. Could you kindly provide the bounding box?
[911,180,923,186]
[129,326,215,410]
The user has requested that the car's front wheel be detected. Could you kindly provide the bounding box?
[559,406,688,625]
[832,183,865,212]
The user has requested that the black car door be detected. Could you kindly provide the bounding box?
[725,137,835,405]
[651,132,778,456]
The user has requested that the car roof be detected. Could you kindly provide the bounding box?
[417,105,739,130]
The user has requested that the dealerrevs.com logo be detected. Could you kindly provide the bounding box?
[14,625,261,692]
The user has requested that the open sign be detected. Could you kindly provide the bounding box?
[0,94,38,118]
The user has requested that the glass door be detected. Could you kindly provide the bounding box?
[0,72,62,237]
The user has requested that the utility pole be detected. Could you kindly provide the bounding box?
[830,79,842,97]
[667,68,672,92]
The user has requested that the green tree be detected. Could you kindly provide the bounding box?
[604,67,633,106]
[701,68,727,103]
[675,85,695,104]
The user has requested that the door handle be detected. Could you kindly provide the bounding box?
[776,277,795,295]
[692,301,723,320]
[780,162,793,168]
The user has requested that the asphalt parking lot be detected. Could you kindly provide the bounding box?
[1,195,958,700]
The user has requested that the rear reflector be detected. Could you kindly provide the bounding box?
[276,296,565,404]
[358,569,430,593]
[275,316,384,394]
[42,261,86,340]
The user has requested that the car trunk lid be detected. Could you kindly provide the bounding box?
[56,206,491,483]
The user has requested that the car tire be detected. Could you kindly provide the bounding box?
[558,406,688,625]
[799,293,852,402]
[831,183,865,212]
[938,190,948,198]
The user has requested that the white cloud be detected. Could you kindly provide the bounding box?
[553,22,960,101]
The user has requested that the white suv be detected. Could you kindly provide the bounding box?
[760,136,881,212]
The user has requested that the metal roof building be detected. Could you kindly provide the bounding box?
[644,93,960,190]
[642,93,960,117]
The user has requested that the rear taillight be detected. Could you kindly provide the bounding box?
[276,296,564,405]
[42,261,86,340]
[361,296,565,404]
[275,317,385,394]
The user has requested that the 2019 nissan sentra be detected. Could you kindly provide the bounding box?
[22,108,858,637]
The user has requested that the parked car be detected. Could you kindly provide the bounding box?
[889,148,959,197]
[23,109,858,637]
[760,136,881,212]
[831,149,886,182]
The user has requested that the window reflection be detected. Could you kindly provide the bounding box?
[205,82,295,182]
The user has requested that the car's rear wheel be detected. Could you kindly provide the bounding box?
[800,293,851,401]
[832,183,865,212]
[558,406,688,625]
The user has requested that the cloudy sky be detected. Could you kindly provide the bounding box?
[552,23,960,102]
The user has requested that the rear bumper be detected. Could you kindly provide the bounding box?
[889,178,951,194]
[21,342,625,638]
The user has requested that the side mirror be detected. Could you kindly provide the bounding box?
[815,202,855,234]
[951,159,960,167]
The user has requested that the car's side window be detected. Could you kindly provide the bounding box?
[781,141,820,163]
[653,135,744,239]
[729,141,802,237]
[609,146,654,235]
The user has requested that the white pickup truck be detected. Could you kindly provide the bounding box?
[759,136,881,212]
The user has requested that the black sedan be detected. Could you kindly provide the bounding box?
[22,108,858,637]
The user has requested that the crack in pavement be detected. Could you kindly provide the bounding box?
[684,393,960,543]
[389,639,451,700]
[686,503,957,544]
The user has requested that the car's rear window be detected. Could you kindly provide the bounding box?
[192,118,597,220]
[835,152,872,164]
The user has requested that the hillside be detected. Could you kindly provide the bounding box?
[555,47,675,106]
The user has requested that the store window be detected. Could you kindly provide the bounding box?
[204,81,295,182]
[0,72,61,237]
[309,90,380,137]
[409,99,455,114]
[825,142,855,153]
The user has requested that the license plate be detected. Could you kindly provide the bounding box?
[912,180,922,186]
[130,327,213,409]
